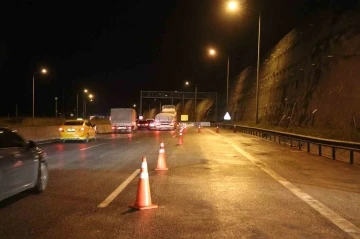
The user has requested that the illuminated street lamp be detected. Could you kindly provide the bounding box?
[208,48,216,56]
[208,48,231,120]
[227,1,238,11]
[32,68,47,119]
[226,1,261,124]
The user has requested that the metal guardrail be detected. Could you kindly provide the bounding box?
[212,123,360,165]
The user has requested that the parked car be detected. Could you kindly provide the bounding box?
[59,118,96,142]
[146,119,156,130]
[0,127,49,202]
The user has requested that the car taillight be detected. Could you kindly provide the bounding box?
[59,127,64,132]
[138,124,140,126]
[112,126,116,129]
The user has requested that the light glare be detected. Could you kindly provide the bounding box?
[209,48,216,56]
[227,1,238,11]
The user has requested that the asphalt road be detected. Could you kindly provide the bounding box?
[1,127,359,239]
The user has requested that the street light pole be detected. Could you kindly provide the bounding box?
[255,12,261,124]
[55,97,58,117]
[55,97,58,123]
[32,74,35,119]
[194,86,197,121]
[226,56,229,112]
[76,93,79,118]
[225,2,261,123]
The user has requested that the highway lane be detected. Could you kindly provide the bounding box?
[0,127,359,239]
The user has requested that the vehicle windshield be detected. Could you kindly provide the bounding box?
[64,121,84,126]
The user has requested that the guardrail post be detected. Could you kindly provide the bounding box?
[307,142,310,152]
[332,147,336,160]
[290,139,292,147]
[298,141,301,150]
[319,145,322,156]
[274,135,276,142]
[279,136,281,143]
[350,150,354,164]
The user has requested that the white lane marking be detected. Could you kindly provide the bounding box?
[80,143,107,151]
[208,129,360,239]
[98,169,140,208]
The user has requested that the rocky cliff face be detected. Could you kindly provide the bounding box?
[229,9,360,130]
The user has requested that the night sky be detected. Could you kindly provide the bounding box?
[0,0,357,117]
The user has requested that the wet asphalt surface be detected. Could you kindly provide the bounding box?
[0,127,359,239]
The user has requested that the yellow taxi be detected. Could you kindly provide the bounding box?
[58,118,96,143]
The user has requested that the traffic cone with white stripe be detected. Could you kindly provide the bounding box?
[216,125,219,133]
[183,124,187,133]
[177,129,183,145]
[130,157,158,210]
[198,125,201,133]
[156,141,168,170]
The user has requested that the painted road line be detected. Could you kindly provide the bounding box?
[98,169,140,208]
[207,129,360,239]
[80,143,107,151]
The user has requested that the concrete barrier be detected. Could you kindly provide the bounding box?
[14,126,60,142]
[95,124,113,134]
[11,124,113,143]
[181,122,211,127]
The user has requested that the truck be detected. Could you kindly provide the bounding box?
[154,105,177,130]
[110,108,137,133]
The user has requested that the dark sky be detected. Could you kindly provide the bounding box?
[0,0,357,117]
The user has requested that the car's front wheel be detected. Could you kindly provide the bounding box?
[34,162,49,193]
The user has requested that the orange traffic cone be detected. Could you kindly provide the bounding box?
[198,125,201,133]
[233,125,237,133]
[216,125,219,133]
[130,157,158,210]
[156,141,168,170]
[177,130,183,145]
